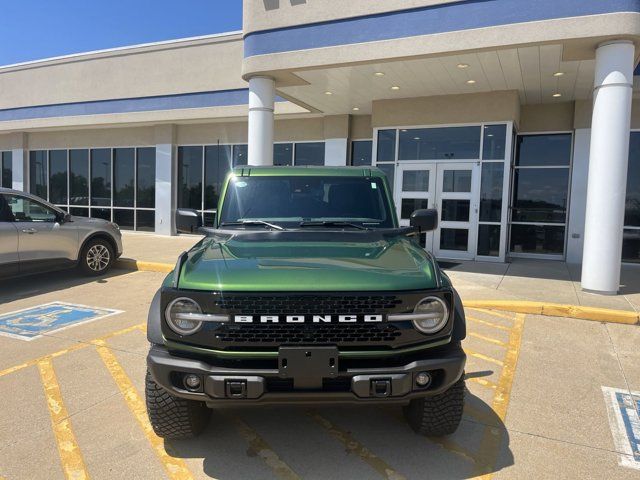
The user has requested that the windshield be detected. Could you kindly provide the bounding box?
[219,175,395,228]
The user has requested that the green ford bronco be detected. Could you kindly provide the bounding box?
[145,166,466,439]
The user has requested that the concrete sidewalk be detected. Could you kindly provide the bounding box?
[119,231,640,314]
[445,259,640,314]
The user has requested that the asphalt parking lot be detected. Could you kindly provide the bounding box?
[0,269,638,480]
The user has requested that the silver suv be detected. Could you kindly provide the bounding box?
[0,188,123,279]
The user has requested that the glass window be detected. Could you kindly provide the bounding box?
[482,125,507,160]
[401,198,428,219]
[69,149,89,206]
[477,224,501,257]
[136,210,155,232]
[204,145,232,210]
[113,148,135,207]
[294,142,325,166]
[1,152,12,188]
[29,151,48,199]
[91,208,110,221]
[622,229,640,264]
[378,164,395,194]
[512,168,569,223]
[402,170,429,192]
[233,145,248,167]
[479,163,504,222]
[91,149,111,207]
[441,200,470,222]
[510,225,565,255]
[177,146,203,210]
[6,195,58,222]
[399,126,481,161]
[351,140,372,166]
[136,148,156,208]
[440,228,469,251]
[515,134,572,166]
[69,207,89,217]
[443,170,472,192]
[48,150,67,205]
[625,132,640,227]
[113,209,134,230]
[220,176,394,228]
[377,130,396,162]
[274,143,293,166]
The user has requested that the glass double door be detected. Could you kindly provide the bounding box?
[395,162,480,260]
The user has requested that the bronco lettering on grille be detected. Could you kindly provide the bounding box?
[233,315,384,323]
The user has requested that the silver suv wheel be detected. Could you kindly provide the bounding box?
[86,244,111,272]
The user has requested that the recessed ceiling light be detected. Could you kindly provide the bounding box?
[401,129,408,132]
[466,79,476,84]
[487,134,494,137]
[457,63,470,69]
[374,72,385,77]
[324,91,333,95]
[553,72,565,77]
[413,137,421,141]
[553,93,562,97]
[391,86,400,90]
[352,107,360,111]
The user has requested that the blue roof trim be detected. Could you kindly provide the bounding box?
[244,0,640,57]
[0,89,282,122]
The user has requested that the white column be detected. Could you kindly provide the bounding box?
[154,125,176,236]
[324,138,349,166]
[10,133,28,191]
[248,76,275,166]
[581,41,635,294]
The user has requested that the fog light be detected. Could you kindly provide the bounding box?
[184,374,201,390]
[415,371,431,387]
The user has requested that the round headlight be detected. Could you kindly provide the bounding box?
[412,297,449,334]
[165,297,203,335]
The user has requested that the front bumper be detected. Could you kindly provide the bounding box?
[147,344,465,406]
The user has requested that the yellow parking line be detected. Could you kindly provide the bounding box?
[310,412,407,480]
[467,308,515,321]
[230,416,301,480]
[464,349,504,366]
[38,358,90,480]
[471,313,525,479]
[95,340,194,480]
[0,323,144,378]
[466,376,497,389]
[429,437,477,464]
[467,332,508,347]
[467,317,511,331]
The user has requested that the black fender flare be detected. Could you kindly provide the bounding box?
[452,288,467,341]
[147,288,164,344]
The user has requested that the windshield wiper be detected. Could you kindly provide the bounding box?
[299,221,369,230]
[220,220,285,231]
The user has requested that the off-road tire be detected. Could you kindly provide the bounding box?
[403,376,465,436]
[79,238,114,276]
[145,370,211,439]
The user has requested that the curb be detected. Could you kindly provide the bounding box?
[116,258,174,273]
[114,260,639,326]
[464,300,639,326]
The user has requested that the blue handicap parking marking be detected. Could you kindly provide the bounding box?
[0,302,122,340]
[602,386,640,470]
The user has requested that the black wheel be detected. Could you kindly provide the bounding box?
[145,370,211,439]
[403,377,465,436]
[79,238,114,275]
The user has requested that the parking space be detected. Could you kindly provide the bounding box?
[0,270,638,479]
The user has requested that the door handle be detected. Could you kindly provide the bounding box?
[21,228,37,234]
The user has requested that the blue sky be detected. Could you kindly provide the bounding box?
[0,0,243,66]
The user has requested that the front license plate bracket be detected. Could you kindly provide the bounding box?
[278,346,339,390]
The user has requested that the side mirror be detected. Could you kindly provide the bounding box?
[57,212,72,223]
[410,209,438,232]
[175,208,202,234]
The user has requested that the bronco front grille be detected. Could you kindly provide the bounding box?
[214,324,402,344]
[211,294,403,316]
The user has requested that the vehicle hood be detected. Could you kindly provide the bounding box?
[70,216,111,226]
[177,231,438,292]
